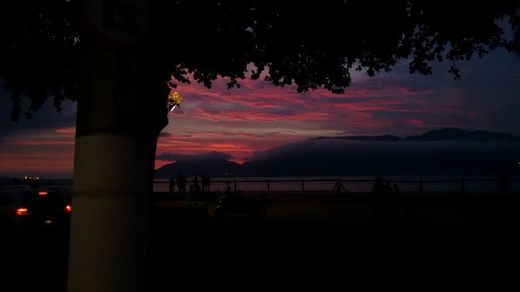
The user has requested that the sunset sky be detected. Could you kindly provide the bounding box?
[1,48,520,178]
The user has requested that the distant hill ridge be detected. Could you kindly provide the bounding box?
[155,128,520,177]
[155,158,241,178]
[312,128,520,142]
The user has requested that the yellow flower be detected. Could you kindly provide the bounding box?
[168,91,182,111]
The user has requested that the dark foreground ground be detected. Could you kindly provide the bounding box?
[1,191,520,292]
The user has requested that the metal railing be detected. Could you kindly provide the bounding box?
[154,177,520,193]
[9,176,517,194]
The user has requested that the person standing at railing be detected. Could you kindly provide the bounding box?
[372,176,386,195]
[202,173,211,192]
[460,178,466,193]
[191,175,201,193]
[177,174,186,193]
[168,177,176,193]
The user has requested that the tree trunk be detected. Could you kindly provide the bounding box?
[68,1,167,291]
[68,134,155,292]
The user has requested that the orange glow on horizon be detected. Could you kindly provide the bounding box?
[54,127,76,135]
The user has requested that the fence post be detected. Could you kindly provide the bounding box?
[460,178,466,193]
[331,178,338,192]
[301,178,305,192]
[419,179,423,193]
[341,178,348,192]
[234,179,237,192]
[267,178,270,192]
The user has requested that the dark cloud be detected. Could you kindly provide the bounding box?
[246,138,520,176]
[156,151,233,162]
[0,87,76,140]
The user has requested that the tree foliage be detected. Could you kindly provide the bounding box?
[1,0,519,120]
[0,0,80,120]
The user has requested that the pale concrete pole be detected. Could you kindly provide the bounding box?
[68,134,151,292]
[67,1,166,291]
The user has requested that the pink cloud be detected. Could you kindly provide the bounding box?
[0,152,73,178]
[0,128,75,177]
[156,75,454,160]
[6,53,519,178]
[6,139,74,146]
[407,119,426,127]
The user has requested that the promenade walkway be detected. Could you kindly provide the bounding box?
[1,190,519,291]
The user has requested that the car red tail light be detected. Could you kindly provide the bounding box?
[38,191,48,196]
[64,204,72,213]
[16,208,29,216]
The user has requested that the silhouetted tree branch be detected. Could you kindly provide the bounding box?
[1,0,519,120]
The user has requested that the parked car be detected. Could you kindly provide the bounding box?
[0,185,72,230]
[214,191,266,223]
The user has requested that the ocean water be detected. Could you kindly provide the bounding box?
[154,174,520,193]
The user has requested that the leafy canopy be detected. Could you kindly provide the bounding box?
[1,0,518,120]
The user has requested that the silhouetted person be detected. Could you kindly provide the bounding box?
[224,181,233,193]
[169,177,176,193]
[177,174,186,193]
[372,176,385,194]
[202,173,211,192]
[460,178,466,193]
[191,175,201,193]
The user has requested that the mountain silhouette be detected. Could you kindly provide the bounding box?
[313,128,520,142]
[405,128,520,142]
[312,135,402,142]
[155,158,241,178]
[155,128,520,177]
